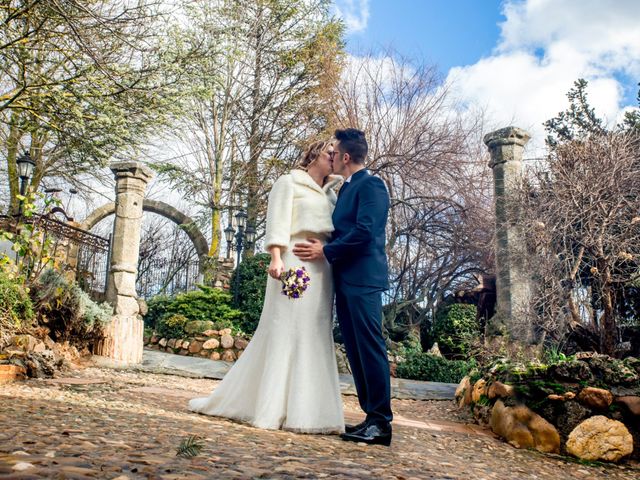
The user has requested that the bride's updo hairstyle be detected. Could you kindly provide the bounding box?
[296,140,332,171]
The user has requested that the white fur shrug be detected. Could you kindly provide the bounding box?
[264,170,342,250]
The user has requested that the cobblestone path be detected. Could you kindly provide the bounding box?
[1,367,638,479]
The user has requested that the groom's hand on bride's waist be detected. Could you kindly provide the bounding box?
[292,238,325,261]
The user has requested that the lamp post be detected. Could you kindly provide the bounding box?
[16,152,35,215]
[224,208,257,303]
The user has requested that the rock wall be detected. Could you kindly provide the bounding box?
[145,328,248,362]
[456,353,639,463]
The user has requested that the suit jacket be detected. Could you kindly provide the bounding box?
[323,169,390,290]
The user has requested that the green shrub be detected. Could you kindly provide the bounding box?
[147,285,244,336]
[30,269,112,348]
[0,266,34,329]
[156,314,189,339]
[431,303,480,359]
[396,352,476,383]
[230,253,270,335]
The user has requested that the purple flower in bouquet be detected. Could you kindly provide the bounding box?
[280,266,311,299]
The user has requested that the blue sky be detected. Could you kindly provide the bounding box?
[333,0,640,153]
[344,0,504,75]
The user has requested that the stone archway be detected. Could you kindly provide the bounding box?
[81,199,209,272]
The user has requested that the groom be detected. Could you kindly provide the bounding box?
[293,128,392,446]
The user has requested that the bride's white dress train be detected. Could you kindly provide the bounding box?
[188,234,345,433]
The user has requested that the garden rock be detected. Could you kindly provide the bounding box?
[234,338,249,350]
[0,364,26,383]
[487,381,514,400]
[159,338,167,347]
[203,330,219,337]
[221,334,234,349]
[615,396,640,417]
[490,400,560,453]
[472,379,487,403]
[219,328,232,336]
[579,354,639,385]
[188,341,203,354]
[221,350,236,362]
[566,416,633,462]
[427,342,443,357]
[548,360,593,382]
[203,338,220,350]
[577,387,613,410]
[9,335,38,352]
[184,320,214,335]
[210,352,221,361]
[455,376,472,407]
[541,400,592,440]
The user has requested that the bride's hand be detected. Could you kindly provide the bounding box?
[268,257,285,279]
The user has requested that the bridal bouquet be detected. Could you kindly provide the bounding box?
[280,266,311,299]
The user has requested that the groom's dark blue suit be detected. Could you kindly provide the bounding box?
[323,169,393,425]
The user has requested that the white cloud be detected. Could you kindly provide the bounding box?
[333,0,370,34]
[447,0,640,154]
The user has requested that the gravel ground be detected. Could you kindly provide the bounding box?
[0,367,638,479]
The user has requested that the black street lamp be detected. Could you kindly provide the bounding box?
[224,208,257,303]
[16,152,35,215]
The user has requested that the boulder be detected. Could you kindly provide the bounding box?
[150,335,159,344]
[219,328,232,336]
[490,400,560,453]
[158,338,167,348]
[472,379,488,403]
[188,341,203,354]
[181,341,190,350]
[184,320,215,335]
[167,339,177,349]
[615,396,640,417]
[203,330,219,337]
[566,416,633,462]
[220,334,234,349]
[221,350,236,362]
[234,338,249,350]
[487,381,515,400]
[577,387,613,410]
[455,376,472,408]
[549,360,593,382]
[426,342,443,357]
[541,399,592,440]
[10,335,38,352]
[0,364,27,384]
[210,352,221,361]
[203,338,220,350]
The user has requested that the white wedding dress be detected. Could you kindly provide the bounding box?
[189,171,344,432]
[189,233,344,433]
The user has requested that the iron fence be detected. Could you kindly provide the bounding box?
[136,257,200,299]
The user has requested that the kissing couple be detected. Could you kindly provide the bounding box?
[189,128,393,446]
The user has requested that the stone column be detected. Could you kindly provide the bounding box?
[484,127,533,342]
[93,161,154,365]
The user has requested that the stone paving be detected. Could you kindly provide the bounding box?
[1,365,639,479]
[138,350,459,401]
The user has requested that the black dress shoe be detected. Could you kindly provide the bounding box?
[340,423,392,446]
[344,420,368,434]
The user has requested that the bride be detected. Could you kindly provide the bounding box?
[188,140,345,433]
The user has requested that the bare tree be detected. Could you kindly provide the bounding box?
[517,132,640,355]
[328,51,494,339]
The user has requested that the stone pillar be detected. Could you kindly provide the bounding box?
[484,127,533,342]
[93,161,154,365]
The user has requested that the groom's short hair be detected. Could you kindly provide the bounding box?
[335,128,367,165]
